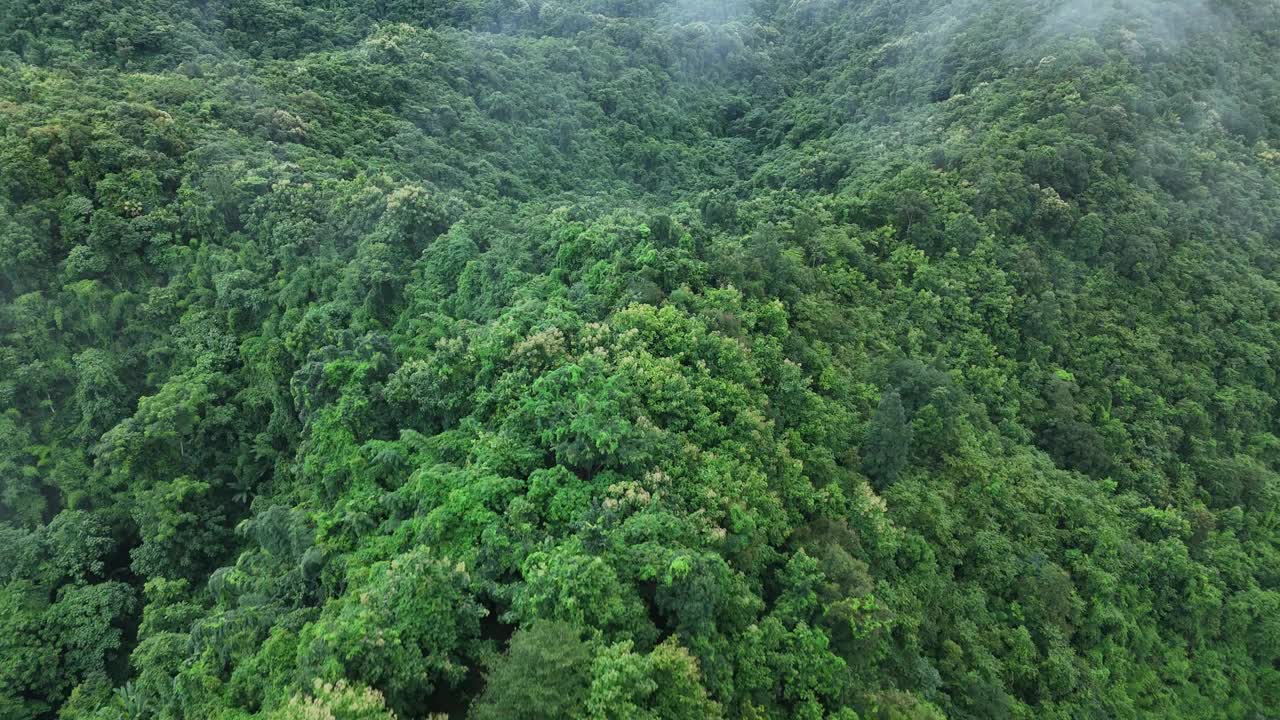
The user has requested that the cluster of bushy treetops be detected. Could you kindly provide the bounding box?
[2,0,1279,717]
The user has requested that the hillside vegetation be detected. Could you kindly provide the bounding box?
[2,0,1280,718]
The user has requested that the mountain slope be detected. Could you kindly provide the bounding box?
[1,1,1278,718]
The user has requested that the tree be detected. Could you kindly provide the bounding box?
[48,582,137,690]
[0,582,58,720]
[130,477,228,581]
[298,546,485,716]
[584,638,722,720]
[470,621,595,720]
[862,389,911,489]
[270,679,397,720]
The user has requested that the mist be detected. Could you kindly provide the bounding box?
[1034,0,1231,51]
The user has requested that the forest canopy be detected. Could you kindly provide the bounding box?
[2,0,1279,718]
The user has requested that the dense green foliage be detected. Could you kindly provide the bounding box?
[2,0,1280,717]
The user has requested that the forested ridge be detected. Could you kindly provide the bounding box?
[2,0,1279,717]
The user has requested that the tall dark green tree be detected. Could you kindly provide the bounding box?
[862,389,912,489]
